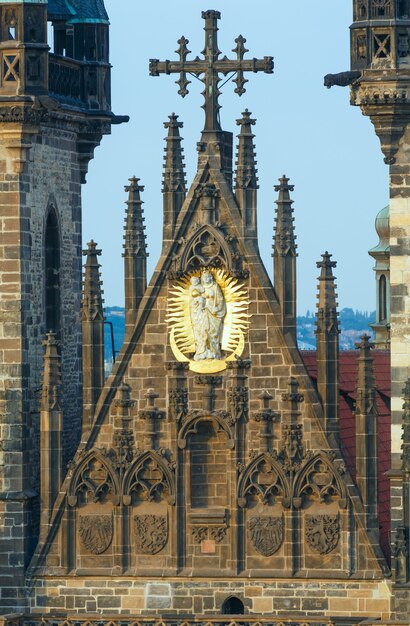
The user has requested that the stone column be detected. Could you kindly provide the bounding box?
[82,240,105,434]
[272,175,297,342]
[355,334,379,538]
[315,252,340,443]
[40,332,63,534]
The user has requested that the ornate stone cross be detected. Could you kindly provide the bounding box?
[149,10,273,133]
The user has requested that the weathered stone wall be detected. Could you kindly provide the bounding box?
[0,123,83,612]
[29,578,392,619]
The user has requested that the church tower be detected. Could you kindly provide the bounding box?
[0,0,125,611]
[334,0,410,618]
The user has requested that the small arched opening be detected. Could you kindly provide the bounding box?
[221,597,245,615]
[379,274,387,322]
[45,207,61,334]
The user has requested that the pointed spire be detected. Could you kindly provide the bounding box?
[315,252,340,441]
[235,109,258,237]
[355,333,378,536]
[273,175,297,340]
[316,252,339,331]
[123,177,148,334]
[40,332,63,531]
[82,240,104,322]
[82,240,105,434]
[162,113,186,246]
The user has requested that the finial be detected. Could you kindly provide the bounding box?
[236,109,256,128]
[125,176,144,194]
[317,251,337,270]
[164,112,184,129]
[258,389,273,409]
[274,175,294,193]
[83,239,102,258]
[149,10,273,133]
[355,333,374,351]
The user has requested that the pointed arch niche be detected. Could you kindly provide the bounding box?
[65,450,120,572]
[292,453,350,574]
[180,414,233,570]
[238,453,290,566]
[123,451,176,569]
[44,203,61,335]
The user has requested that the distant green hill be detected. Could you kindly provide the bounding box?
[297,308,376,350]
[104,306,377,360]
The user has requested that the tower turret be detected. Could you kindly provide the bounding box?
[334,0,408,501]
[162,113,186,247]
[0,0,126,612]
[0,0,49,96]
[48,0,112,112]
[369,205,390,348]
[82,240,105,434]
[272,175,297,341]
[355,334,379,538]
[235,109,258,241]
[315,252,340,442]
[123,177,147,336]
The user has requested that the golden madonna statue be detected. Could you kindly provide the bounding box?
[167,269,250,373]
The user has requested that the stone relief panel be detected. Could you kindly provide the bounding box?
[248,516,284,557]
[134,514,168,555]
[78,514,113,555]
[305,514,340,555]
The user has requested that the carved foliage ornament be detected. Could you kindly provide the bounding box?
[79,514,113,554]
[306,514,340,555]
[167,268,250,374]
[248,516,284,556]
[192,525,227,543]
[134,514,168,554]
[169,387,188,422]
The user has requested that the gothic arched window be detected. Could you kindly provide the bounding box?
[45,207,61,334]
[379,274,387,322]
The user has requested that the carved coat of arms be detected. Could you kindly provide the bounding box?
[306,514,339,555]
[248,516,284,556]
[134,514,168,554]
[78,514,113,554]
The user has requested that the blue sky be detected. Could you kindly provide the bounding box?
[82,1,388,313]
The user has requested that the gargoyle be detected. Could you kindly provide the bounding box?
[324,71,362,89]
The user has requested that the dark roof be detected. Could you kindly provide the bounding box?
[48,0,109,23]
[48,0,72,20]
[301,350,391,561]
